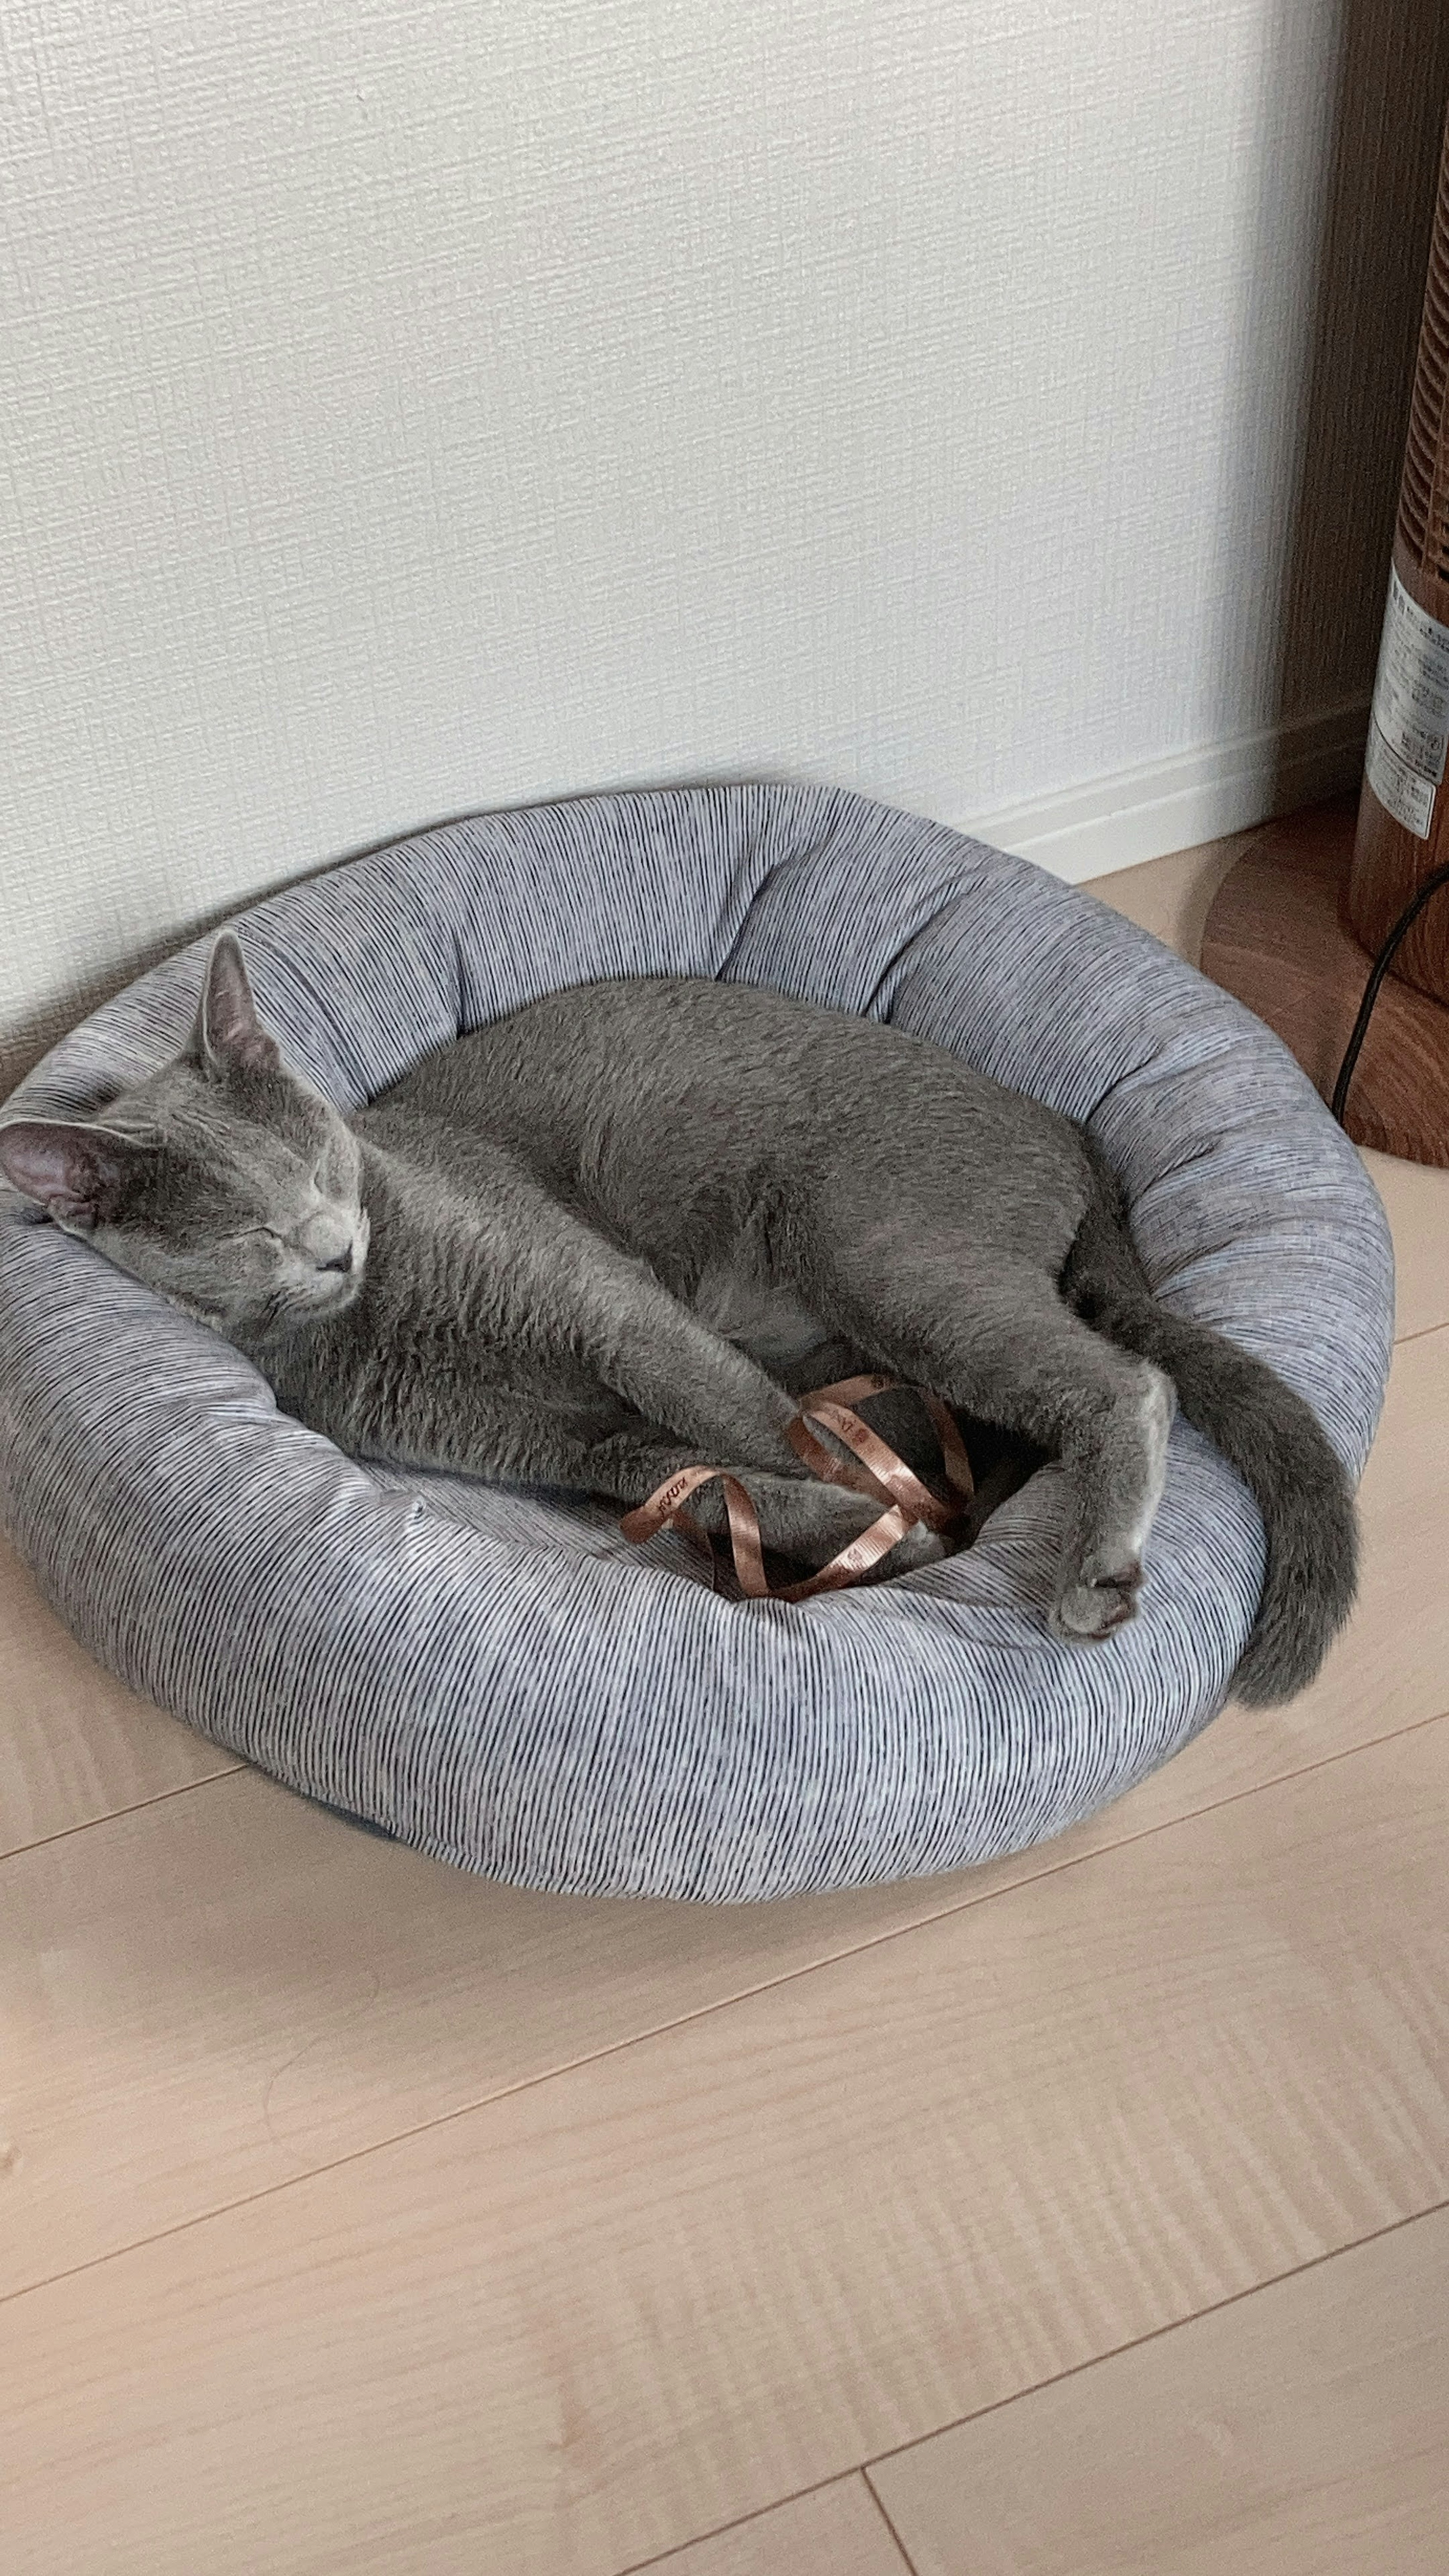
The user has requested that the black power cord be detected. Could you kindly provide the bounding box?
[1331,856,1449,1126]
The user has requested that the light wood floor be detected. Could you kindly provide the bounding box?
[4,816,1448,2576]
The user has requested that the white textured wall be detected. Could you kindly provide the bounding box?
[0,0,1441,1084]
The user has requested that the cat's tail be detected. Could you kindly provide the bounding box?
[1063,1173,1358,1707]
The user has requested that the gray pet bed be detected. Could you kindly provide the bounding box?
[0,787,1393,1900]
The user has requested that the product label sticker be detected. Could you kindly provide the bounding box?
[1370,566,1449,784]
[1366,719,1436,838]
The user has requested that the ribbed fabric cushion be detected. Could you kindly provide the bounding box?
[0,787,1394,1899]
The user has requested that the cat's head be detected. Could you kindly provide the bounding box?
[0,935,368,1345]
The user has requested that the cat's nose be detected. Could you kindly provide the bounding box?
[319,1243,353,1275]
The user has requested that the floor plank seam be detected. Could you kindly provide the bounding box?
[610,2471,920,2576]
[0,1760,245,1866]
[860,2473,923,2572]
[8,1705,1449,2311]
[604,2199,1449,2570]
[858,2193,1449,2480]
[1391,1317,1449,1347]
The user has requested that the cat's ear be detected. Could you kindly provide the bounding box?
[0,1119,152,1232]
[188,935,280,1077]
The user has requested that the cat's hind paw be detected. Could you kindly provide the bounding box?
[1050,1559,1143,1642]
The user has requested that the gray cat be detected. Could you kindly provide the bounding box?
[0,934,1357,1701]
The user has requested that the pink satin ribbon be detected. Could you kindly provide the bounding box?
[620,1378,974,1601]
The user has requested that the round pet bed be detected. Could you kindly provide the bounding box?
[0,787,1394,1901]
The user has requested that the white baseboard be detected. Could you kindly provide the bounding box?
[960,698,1369,884]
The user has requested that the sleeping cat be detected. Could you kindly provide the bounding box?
[0,935,1357,1702]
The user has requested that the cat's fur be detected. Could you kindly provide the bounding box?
[0,936,1358,1701]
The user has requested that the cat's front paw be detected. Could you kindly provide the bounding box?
[770,1484,946,1579]
[871,1519,947,1578]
